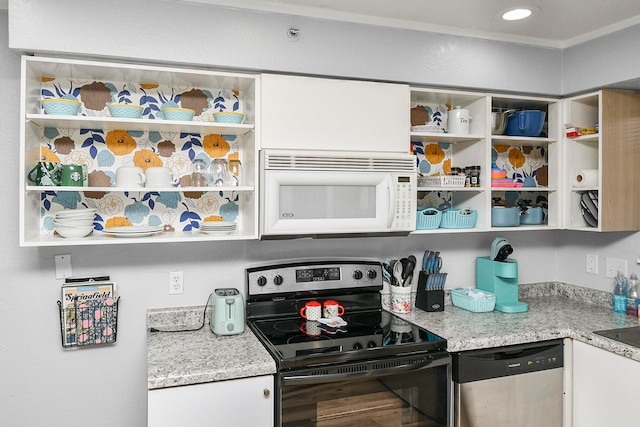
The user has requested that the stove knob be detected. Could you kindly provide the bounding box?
[353,342,363,350]
[352,270,363,280]
[273,274,284,286]
[366,269,378,280]
[257,276,267,287]
[367,341,377,349]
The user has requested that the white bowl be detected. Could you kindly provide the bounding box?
[53,220,94,228]
[56,226,94,238]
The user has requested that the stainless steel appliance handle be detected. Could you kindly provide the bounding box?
[282,356,448,385]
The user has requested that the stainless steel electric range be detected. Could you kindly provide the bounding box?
[246,259,452,427]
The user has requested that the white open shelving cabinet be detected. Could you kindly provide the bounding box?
[563,90,640,232]
[410,87,562,234]
[20,56,260,246]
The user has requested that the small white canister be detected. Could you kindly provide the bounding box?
[447,106,471,134]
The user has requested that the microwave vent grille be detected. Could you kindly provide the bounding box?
[264,153,416,172]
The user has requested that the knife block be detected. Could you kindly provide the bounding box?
[415,271,444,312]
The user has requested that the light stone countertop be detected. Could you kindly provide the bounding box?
[147,282,640,390]
[147,306,276,390]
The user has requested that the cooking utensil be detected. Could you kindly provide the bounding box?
[393,261,404,287]
[404,255,416,285]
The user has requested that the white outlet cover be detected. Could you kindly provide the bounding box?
[605,257,628,278]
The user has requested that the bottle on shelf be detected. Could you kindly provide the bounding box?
[612,272,628,314]
[627,273,639,317]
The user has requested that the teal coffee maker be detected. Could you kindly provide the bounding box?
[476,236,528,313]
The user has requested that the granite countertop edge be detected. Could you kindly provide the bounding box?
[147,281,640,390]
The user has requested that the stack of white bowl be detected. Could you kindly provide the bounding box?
[54,208,96,238]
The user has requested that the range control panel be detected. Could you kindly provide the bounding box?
[246,260,382,297]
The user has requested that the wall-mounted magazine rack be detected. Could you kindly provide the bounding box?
[57,278,119,348]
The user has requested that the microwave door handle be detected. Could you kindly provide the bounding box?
[386,175,395,228]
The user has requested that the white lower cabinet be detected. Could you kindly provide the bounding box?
[572,340,640,426]
[148,375,274,427]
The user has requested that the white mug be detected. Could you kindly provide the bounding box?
[145,167,178,188]
[116,166,146,187]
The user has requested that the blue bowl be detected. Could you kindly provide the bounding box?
[42,98,82,115]
[108,103,143,119]
[162,107,195,121]
[213,112,244,124]
[505,110,546,137]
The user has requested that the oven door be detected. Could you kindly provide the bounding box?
[278,352,452,427]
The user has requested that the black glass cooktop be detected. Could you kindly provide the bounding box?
[249,310,447,369]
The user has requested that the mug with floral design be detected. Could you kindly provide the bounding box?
[28,161,60,186]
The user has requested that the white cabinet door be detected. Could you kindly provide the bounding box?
[572,340,640,426]
[261,73,409,153]
[148,375,274,427]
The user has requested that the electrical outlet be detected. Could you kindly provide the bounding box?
[169,271,184,294]
[586,254,598,275]
[605,257,628,279]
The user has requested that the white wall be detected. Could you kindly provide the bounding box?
[2,2,640,426]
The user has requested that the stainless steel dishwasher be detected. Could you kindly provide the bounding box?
[452,339,563,427]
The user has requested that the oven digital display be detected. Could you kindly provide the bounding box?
[296,267,341,282]
[397,176,410,182]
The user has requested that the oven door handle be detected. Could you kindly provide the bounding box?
[282,356,448,385]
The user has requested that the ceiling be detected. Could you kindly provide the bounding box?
[182,0,640,48]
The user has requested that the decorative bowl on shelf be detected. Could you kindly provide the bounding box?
[42,98,82,116]
[108,103,143,119]
[162,107,195,121]
[212,112,245,124]
[55,226,94,238]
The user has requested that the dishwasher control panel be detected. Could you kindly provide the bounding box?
[453,339,564,383]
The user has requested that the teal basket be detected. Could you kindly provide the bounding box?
[440,208,478,229]
[416,208,442,230]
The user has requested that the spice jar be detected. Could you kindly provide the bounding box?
[470,165,481,187]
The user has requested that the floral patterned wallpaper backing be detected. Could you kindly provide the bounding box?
[37,77,246,236]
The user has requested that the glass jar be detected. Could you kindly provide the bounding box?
[209,158,230,187]
[228,159,242,187]
[190,158,208,187]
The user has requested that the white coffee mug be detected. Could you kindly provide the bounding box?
[145,167,178,188]
[116,166,146,188]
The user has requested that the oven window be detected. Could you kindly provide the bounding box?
[281,363,449,426]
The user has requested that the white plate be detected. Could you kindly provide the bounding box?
[199,221,237,229]
[103,226,163,235]
[317,317,348,327]
[200,229,235,235]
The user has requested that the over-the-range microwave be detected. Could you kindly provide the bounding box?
[259,149,417,238]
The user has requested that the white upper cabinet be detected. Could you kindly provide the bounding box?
[260,73,410,153]
[20,55,260,246]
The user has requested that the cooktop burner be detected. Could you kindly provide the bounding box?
[245,260,447,370]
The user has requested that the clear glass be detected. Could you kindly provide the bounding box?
[209,158,230,187]
[190,158,208,187]
[228,159,242,186]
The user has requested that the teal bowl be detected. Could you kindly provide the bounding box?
[42,98,82,115]
[108,103,143,119]
[213,112,244,124]
[162,107,195,121]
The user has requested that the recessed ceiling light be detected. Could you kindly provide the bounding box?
[498,6,540,21]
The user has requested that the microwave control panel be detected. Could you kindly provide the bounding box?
[391,174,417,230]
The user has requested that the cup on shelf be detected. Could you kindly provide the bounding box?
[56,164,87,187]
[28,161,61,186]
[190,158,210,187]
[145,167,178,188]
[209,158,230,187]
[116,166,146,188]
